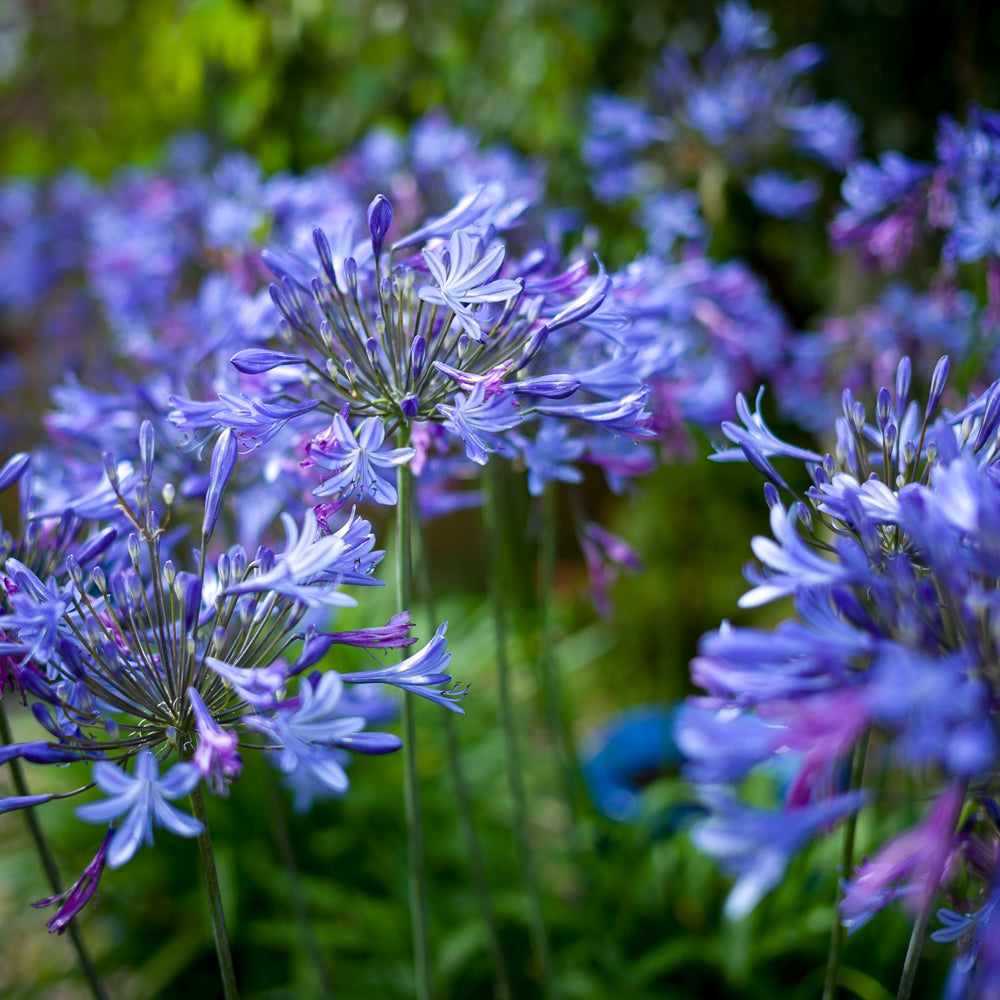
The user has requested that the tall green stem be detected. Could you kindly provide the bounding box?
[537,486,583,861]
[0,703,109,1000]
[822,731,869,1000]
[189,783,240,1000]
[396,452,433,1000]
[485,464,555,995]
[413,521,511,1000]
[896,902,933,1000]
[262,765,334,998]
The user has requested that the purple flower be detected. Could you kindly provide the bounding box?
[513,421,584,496]
[781,100,860,171]
[841,787,964,932]
[691,788,865,919]
[579,521,645,618]
[224,508,375,607]
[168,391,319,453]
[205,657,289,708]
[712,387,823,464]
[746,171,821,219]
[339,622,466,712]
[290,613,416,672]
[437,383,524,465]
[75,750,203,869]
[307,414,415,506]
[934,880,1000,1000]
[418,230,523,341]
[32,828,113,934]
[245,671,402,810]
[366,194,394,257]
[188,688,242,795]
[739,500,860,608]
[536,387,655,440]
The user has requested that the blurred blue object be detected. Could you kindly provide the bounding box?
[580,703,688,824]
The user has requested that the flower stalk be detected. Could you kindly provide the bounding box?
[189,782,240,1000]
[414,520,511,1000]
[0,702,110,1000]
[822,730,869,1000]
[537,485,584,862]
[486,463,555,995]
[396,446,434,1000]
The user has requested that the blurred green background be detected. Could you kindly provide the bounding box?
[3,0,999,181]
[1,1,998,998]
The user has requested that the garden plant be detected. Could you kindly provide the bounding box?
[0,2,999,998]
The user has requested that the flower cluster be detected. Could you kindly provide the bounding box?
[171,187,656,518]
[680,356,1000,993]
[832,105,1000,281]
[0,423,463,931]
[584,0,859,241]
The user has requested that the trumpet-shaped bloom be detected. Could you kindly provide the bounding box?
[308,415,415,505]
[245,671,402,805]
[76,750,202,869]
[339,623,467,712]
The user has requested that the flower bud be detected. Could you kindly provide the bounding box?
[894,355,911,414]
[411,335,427,377]
[927,355,950,417]
[203,429,238,542]
[101,451,119,489]
[0,452,30,494]
[313,227,337,287]
[126,533,141,569]
[876,387,892,431]
[344,257,358,294]
[516,324,548,370]
[367,194,394,257]
[269,283,296,326]
[138,420,155,483]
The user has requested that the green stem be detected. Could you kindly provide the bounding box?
[262,765,334,998]
[537,486,584,859]
[486,464,556,995]
[822,731,869,1000]
[189,784,240,1000]
[414,522,512,1000]
[0,703,109,1000]
[441,713,513,1000]
[397,452,433,1000]
[896,904,933,1000]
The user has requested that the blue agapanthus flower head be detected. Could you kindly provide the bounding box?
[0,421,465,926]
[584,1,859,229]
[683,355,1000,984]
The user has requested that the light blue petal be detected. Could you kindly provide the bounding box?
[157,762,202,799]
[106,804,148,869]
[151,797,204,839]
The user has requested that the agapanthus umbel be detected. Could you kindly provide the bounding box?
[172,188,653,511]
[831,105,1000,296]
[0,422,464,929]
[584,0,859,239]
[679,356,1000,989]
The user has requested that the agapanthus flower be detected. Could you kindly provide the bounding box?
[201,188,654,512]
[831,106,1000,323]
[584,1,858,228]
[0,422,465,927]
[682,355,1000,989]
